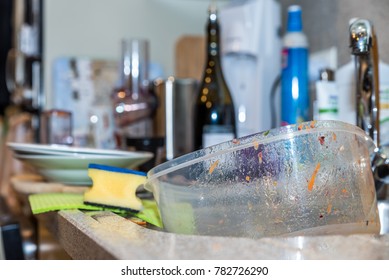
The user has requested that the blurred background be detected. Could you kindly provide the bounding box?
[2,0,389,259]
[2,0,389,141]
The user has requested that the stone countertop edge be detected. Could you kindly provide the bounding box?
[45,210,389,260]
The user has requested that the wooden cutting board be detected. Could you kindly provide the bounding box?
[175,35,205,81]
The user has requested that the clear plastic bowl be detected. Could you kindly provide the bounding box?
[145,120,381,238]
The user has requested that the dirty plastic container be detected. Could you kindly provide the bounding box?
[145,120,381,238]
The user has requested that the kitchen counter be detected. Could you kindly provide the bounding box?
[38,210,389,260]
[9,174,389,260]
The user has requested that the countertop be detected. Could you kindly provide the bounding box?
[38,210,389,260]
[10,174,389,260]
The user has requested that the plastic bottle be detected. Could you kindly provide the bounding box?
[336,59,356,125]
[193,4,236,150]
[315,68,338,120]
[378,61,389,143]
[337,59,389,143]
[281,5,309,125]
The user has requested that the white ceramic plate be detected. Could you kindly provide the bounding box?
[37,169,93,186]
[9,142,153,185]
[14,153,153,170]
[7,142,152,158]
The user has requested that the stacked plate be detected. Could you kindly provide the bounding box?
[7,142,154,186]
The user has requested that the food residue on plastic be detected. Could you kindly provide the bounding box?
[318,136,325,145]
[308,163,321,191]
[209,160,219,174]
[253,140,259,150]
[298,122,316,131]
[327,203,332,214]
[245,176,250,182]
[258,151,263,164]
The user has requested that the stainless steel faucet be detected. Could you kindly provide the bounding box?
[350,19,389,199]
[349,18,380,146]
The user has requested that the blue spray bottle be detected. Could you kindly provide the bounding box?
[281,5,309,126]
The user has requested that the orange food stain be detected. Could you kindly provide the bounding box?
[209,160,219,174]
[308,163,321,191]
[258,151,263,163]
[245,176,250,182]
[332,132,337,141]
[232,139,240,144]
[298,124,304,130]
[310,121,316,128]
[253,141,259,150]
[327,203,332,214]
[342,189,348,194]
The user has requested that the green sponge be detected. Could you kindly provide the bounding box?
[28,192,162,228]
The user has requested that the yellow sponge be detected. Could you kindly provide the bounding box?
[83,164,147,211]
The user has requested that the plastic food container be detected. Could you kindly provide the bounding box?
[145,120,381,238]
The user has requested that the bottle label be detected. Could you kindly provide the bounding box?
[281,47,309,126]
[202,125,234,148]
[316,81,338,121]
[281,48,289,69]
[380,85,389,143]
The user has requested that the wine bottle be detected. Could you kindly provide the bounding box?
[194,4,236,150]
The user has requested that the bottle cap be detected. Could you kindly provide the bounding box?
[319,68,335,81]
[287,5,303,32]
[208,2,217,14]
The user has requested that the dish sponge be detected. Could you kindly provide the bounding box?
[83,163,147,211]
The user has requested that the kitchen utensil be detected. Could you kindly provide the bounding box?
[152,76,198,160]
[144,120,381,238]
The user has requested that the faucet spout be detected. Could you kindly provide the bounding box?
[349,19,380,146]
[350,19,389,199]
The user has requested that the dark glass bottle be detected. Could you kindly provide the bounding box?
[194,5,236,150]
